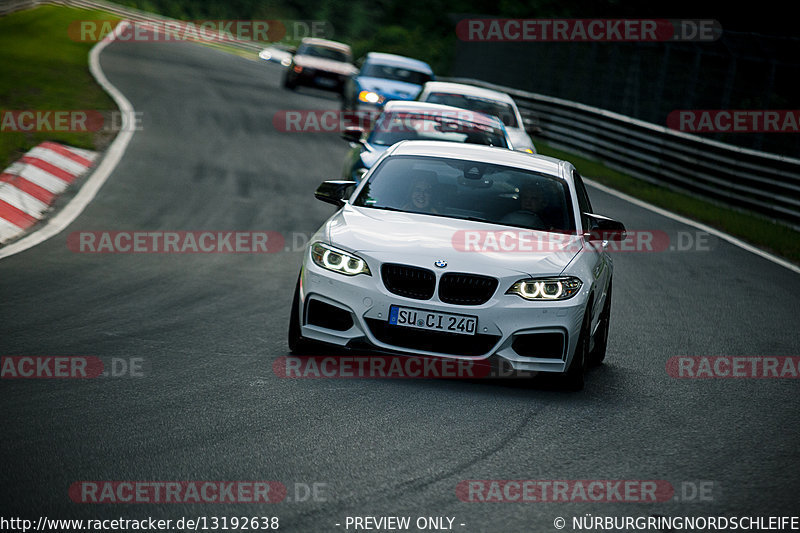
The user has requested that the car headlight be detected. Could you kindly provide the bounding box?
[358,91,384,105]
[506,277,582,300]
[311,242,371,276]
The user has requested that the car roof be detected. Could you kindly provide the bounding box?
[300,37,351,54]
[381,101,506,129]
[388,140,566,176]
[421,81,515,105]
[364,52,433,74]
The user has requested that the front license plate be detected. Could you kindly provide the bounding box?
[315,77,337,87]
[388,306,477,336]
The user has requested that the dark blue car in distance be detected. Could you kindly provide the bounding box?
[341,52,434,111]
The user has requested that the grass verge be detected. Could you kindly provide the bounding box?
[0,5,120,169]
[536,142,800,265]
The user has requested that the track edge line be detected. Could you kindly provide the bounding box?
[584,177,800,276]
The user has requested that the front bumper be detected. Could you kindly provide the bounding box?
[298,259,588,373]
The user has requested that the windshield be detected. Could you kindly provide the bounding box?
[297,44,350,63]
[360,63,432,86]
[353,155,575,232]
[367,112,509,148]
[423,92,519,128]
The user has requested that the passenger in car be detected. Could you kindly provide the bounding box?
[403,172,440,214]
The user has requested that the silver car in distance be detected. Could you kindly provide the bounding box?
[289,141,625,390]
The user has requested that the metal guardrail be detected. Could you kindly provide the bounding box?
[445,77,800,228]
[0,0,37,15]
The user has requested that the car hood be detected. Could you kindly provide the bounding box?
[294,55,357,76]
[324,204,581,277]
[356,77,423,101]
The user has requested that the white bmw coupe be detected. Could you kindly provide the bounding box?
[289,141,625,389]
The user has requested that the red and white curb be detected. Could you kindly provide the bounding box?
[0,142,97,244]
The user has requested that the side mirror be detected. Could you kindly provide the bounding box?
[315,180,357,207]
[584,213,626,242]
[341,126,364,144]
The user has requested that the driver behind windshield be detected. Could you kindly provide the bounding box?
[402,172,439,214]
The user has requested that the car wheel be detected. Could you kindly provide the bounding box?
[288,276,309,353]
[588,281,612,366]
[283,73,297,90]
[563,303,591,391]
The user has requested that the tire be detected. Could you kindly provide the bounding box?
[288,276,309,353]
[283,73,297,90]
[588,281,612,366]
[563,303,591,391]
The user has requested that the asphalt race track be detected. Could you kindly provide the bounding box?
[2,38,800,532]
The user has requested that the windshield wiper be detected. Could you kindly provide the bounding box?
[457,215,496,224]
[361,205,407,212]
